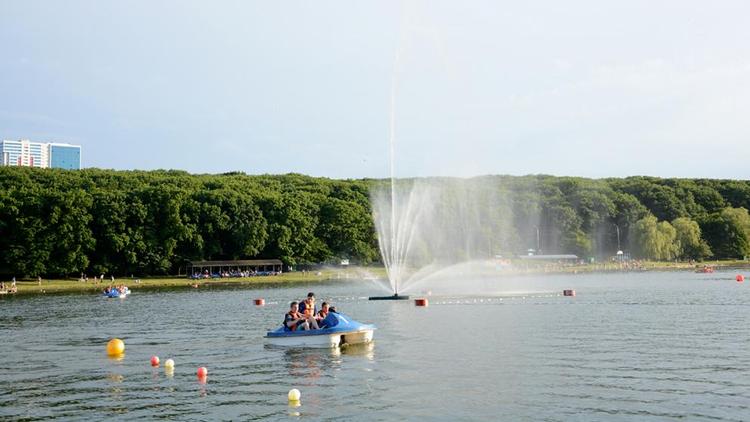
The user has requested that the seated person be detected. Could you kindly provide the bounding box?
[284,301,319,331]
[316,302,330,327]
[298,292,317,315]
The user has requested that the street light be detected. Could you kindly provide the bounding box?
[614,224,623,260]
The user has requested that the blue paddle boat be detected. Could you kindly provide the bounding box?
[265,312,375,348]
[103,287,130,298]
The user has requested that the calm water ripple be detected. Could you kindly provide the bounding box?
[1,271,750,420]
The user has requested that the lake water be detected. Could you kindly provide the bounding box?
[1,270,749,421]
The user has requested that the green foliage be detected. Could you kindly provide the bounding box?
[672,217,712,260]
[2,167,750,277]
[699,208,750,259]
[631,215,679,260]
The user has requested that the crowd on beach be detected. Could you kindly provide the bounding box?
[0,278,18,294]
[284,292,335,331]
[191,269,281,279]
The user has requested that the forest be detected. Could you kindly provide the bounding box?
[1,167,749,277]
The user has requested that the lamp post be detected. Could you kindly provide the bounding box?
[614,224,623,260]
[615,224,621,251]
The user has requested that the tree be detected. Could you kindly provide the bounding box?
[671,217,711,260]
[631,215,679,260]
[316,197,377,263]
[700,208,750,259]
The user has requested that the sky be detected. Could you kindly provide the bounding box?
[1,0,750,179]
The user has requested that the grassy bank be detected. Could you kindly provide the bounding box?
[7,267,387,296]
[4,260,749,297]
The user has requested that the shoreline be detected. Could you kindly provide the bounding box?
[4,267,387,296]
[3,261,748,297]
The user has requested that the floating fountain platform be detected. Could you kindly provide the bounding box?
[369,294,410,301]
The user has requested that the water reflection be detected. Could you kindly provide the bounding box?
[341,342,375,361]
[282,348,336,381]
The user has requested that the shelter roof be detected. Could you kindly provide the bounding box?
[190,259,283,266]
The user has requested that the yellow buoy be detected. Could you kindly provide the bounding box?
[106,338,125,356]
[164,358,175,369]
[288,388,301,401]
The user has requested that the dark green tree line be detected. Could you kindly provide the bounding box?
[2,167,750,277]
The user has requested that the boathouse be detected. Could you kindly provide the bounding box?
[187,259,284,277]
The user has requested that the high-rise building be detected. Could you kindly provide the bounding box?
[1,139,81,169]
[49,143,81,170]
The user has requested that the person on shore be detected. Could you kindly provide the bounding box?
[285,301,319,331]
[298,292,317,316]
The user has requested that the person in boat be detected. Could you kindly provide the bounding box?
[315,302,330,328]
[298,292,317,316]
[285,301,319,331]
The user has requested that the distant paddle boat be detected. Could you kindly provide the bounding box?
[103,287,130,298]
[695,266,714,274]
[265,312,375,348]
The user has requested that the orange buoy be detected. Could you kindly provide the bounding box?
[563,289,576,297]
[736,274,745,282]
[254,298,265,306]
[197,367,208,378]
[415,298,428,307]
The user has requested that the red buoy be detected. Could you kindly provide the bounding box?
[415,298,428,307]
[254,298,265,306]
[563,289,576,297]
[736,274,745,283]
[150,355,160,367]
[197,367,208,378]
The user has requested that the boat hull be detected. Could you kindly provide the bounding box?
[265,328,374,348]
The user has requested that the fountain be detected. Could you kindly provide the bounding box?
[367,6,541,298]
[369,177,522,298]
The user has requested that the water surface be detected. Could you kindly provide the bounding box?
[1,270,749,421]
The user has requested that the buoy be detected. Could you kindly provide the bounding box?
[415,298,428,307]
[288,388,301,401]
[150,355,160,367]
[197,367,208,378]
[563,289,576,297]
[164,358,175,369]
[736,274,745,282]
[106,338,125,356]
[254,298,265,306]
